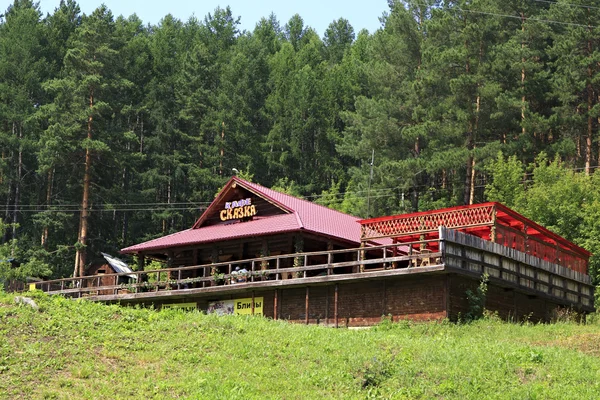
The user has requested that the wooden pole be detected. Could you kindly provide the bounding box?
[252,291,255,315]
[274,289,278,320]
[305,287,309,325]
[334,284,339,328]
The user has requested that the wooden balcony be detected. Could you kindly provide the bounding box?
[33,228,594,312]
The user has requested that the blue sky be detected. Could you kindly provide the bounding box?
[28,0,390,36]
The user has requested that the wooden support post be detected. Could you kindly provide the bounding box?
[137,254,145,271]
[359,242,365,273]
[382,280,387,316]
[177,269,182,290]
[391,238,397,269]
[523,224,529,254]
[305,287,310,325]
[274,289,278,320]
[167,251,173,288]
[251,260,255,282]
[327,252,332,276]
[491,207,497,242]
[304,255,308,278]
[325,287,329,325]
[192,249,198,287]
[496,255,502,280]
[334,284,339,328]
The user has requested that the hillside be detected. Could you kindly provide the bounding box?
[1,292,600,399]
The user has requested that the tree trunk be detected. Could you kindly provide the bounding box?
[521,12,526,136]
[0,150,3,185]
[586,61,593,176]
[219,121,225,176]
[469,158,476,205]
[13,123,22,239]
[121,165,128,245]
[464,154,473,205]
[41,168,54,248]
[75,91,94,277]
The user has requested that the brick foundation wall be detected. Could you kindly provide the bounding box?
[276,276,447,327]
[146,276,448,327]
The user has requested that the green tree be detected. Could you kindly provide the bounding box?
[547,0,600,175]
[323,18,355,63]
[484,152,525,209]
[0,0,45,242]
[41,6,129,277]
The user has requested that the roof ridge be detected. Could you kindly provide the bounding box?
[293,210,304,229]
[240,178,360,220]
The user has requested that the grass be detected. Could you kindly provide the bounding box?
[1,291,600,399]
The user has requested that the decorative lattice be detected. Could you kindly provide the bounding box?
[361,204,495,240]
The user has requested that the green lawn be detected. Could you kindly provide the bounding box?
[1,291,599,399]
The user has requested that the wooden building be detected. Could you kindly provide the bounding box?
[120,177,369,280]
[34,179,595,325]
[85,253,136,295]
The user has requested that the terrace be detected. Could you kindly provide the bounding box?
[33,227,594,316]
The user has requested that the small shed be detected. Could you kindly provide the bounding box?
[86,253,136,294]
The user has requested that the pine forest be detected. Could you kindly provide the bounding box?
[2,0,600,285]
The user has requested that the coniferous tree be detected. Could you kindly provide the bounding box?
[41,6,128,276]
[0,0,45,242]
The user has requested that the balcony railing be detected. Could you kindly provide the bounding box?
[33,239,442,298]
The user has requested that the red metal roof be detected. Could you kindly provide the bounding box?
[121,177,364,254]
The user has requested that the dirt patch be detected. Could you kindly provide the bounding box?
[536,333,600,357]
[516,367,538,384]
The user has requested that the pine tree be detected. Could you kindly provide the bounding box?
[41,6,128,277]
[0,0,46,242]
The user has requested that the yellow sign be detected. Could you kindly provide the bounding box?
[220,198,257,221]
[208,297,263,316]
[29,283,37,291]
[234,297,263,315]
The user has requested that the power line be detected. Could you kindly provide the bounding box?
[531,0,600,12]
[448,5,600,29]
[1,206,208,214]
[421,1,600,28]
[14,201,213,208]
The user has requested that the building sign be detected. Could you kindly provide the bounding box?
[207,297,263,316]
[220,197,257,221]
[162,302,197,311]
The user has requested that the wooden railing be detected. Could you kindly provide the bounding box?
[440,227,594,308]
[34,239,443,298]
[34,230,594,310]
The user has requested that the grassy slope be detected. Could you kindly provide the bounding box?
[1,292,599,399]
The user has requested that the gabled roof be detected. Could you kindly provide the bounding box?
[121,177,364,255]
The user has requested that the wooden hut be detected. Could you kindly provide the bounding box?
[86,253,136,295]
